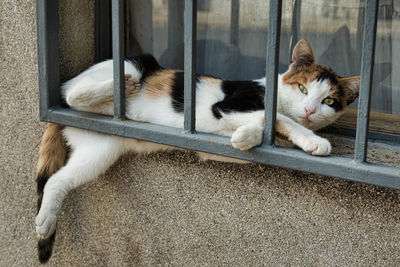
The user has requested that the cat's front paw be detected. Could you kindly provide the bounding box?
[36,209,57,238]
[298,135,331,156]
[231,123,263,151]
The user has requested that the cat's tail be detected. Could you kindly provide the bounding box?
[36,123,67,263]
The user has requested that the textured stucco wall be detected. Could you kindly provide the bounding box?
[0,1,400,266]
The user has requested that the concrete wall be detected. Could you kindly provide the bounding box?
[0,1,399,266]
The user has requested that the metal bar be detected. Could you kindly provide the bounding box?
[354,0,379,162]
[95,0,112,62]
[289,0,301,60]
[36,0,60,120]
[230,0,240,46]
[184,0,197,133]
[112,0,125,120]
[43,107,400,189]
[264,0,282,145]
[355,5,365,67]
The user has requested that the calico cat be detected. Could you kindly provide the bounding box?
[35,39,359,263]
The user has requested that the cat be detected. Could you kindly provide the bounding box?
[35,39,360,263]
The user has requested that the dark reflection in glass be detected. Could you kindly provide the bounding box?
[127,0,400,115]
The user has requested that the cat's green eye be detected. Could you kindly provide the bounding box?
[298,84,308,94]
[324,98,335,105]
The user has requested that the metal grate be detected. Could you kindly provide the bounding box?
[36,0,400,189]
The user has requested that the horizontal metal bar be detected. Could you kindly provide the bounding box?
[354,0,379,163]
[36,0,60,120]
[264,0,282,145]
[184,0,197,133]
[42,106,400,189]
[111,0,125,120]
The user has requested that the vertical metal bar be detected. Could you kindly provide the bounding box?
[354,0,379,163]
[355,6,365,68]
[263,0,282,145]
[230,0,240,46]
[289,0,301,60]
[37,0,60,120]
[112,0,125,120]
[184,0,197,133]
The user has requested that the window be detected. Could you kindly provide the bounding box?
[37,0,400,189]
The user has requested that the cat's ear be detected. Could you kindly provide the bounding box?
[290,39,315,70]
[340,76,360,105]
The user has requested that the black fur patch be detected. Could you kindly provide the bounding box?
[36,173,49,213]
[326,99,343,112]
[36,173,48,195]
[170,72,200,113]
[168,74,265,117]
[211,81,265,118]
[317,69,339,87]
[37,195,43,214]
[126,54,162,81]
[317,69,345,110]
[171,72,185,112]
[38,232,56,263]
[212,105,223,119]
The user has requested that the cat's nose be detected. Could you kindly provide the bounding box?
[305,107,315,117]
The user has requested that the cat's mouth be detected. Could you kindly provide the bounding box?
[301,117,313,126]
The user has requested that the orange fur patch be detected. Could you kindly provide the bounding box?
[261,117,291,141]
[37,123,67,176]
[201,76,222,87]
[282,65,320,89]
[275,119,291,141]
[143,69,181,99]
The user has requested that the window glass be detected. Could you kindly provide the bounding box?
[127,0,400,117]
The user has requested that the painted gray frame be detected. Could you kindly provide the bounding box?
[111,0,126,120]
[37,0,400,189]
[184,0,197,133]
[354,0,379,162]
[264,0,282,146]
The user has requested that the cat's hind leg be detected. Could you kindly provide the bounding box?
[36,130,125,239]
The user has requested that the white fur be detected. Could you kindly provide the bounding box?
[275,76,344,130]
[276,113,331,155]
[36,60,338,238]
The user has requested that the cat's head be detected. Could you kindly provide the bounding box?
[280,39,360,130]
